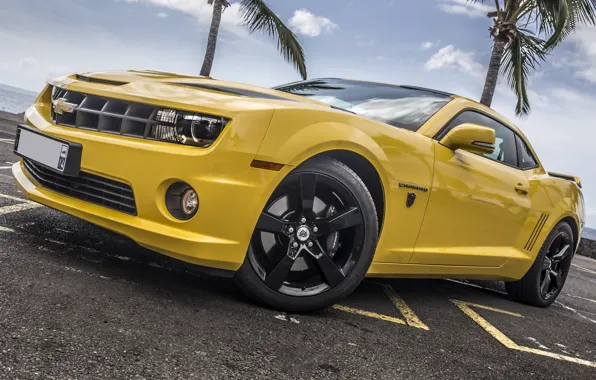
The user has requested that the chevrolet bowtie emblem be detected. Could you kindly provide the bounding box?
[53,98,77,114]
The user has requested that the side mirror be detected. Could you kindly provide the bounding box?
[440,123,495,155]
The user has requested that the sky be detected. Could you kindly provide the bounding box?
[0,0,595,227]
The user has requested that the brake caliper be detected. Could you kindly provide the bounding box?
[325,205,340,258]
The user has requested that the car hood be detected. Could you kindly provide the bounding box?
[48,70,329,115]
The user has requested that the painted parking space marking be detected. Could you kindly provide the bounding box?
[332,304,407,325]
[0,193,34,203]
[0,202,41,216]
[380,283,429,330]
[333,282,429,330]
[0,138,14,145]
[564,294,596,304]
[452,299,596,368]
[572,263,596,275]
[0,193,41,226]
[0,166,12,170]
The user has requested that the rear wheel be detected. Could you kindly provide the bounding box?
[506,221,574,307]
[234,156,378,312]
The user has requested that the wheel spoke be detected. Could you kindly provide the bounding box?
[315,207,363,236]
[299,174,317,216]
[255,212,287,234]
[542,257,551,271]
[550,269,561,289]
[265,253,296,290]
[549,235,561,256]
[541,271,552,295]
[552,244,571,262]
[307,243,345,287]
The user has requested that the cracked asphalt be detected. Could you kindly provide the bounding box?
[1,114,596,379]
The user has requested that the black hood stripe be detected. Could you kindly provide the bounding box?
[171,82,294,101]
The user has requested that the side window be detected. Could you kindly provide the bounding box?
[516,135,538,169]
[443,111,518,167]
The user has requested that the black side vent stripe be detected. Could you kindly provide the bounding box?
[525,214,545,250]
[525,214,549,251]
[76,74,129,86]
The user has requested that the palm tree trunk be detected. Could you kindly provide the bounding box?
[480,39,506,107]
[200,0,224,77]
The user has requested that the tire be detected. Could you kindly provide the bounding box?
[234,156,379,313]
[505,221,575,307]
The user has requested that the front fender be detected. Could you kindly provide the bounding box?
[255,107,436,264]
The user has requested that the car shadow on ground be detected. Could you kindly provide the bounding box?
[4,205,517,317]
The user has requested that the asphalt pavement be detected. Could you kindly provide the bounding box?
[1,116,596,379]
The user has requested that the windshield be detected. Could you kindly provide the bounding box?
[275,78,452,131]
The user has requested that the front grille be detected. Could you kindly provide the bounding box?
[51,87,160,138]
[24,159,137,215]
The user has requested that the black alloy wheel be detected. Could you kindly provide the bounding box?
[234,157,378,312]
[539,232,572,299]
[506,221,574,307]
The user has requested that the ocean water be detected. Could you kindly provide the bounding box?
[0,84,37,114]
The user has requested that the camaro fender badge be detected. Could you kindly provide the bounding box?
[398,183,429,192]
[53,98,77,114]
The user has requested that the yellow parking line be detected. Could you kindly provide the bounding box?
[380,284,429,330]
[452,300,596,368]
[332,304,406,325]
[572,263,596,275]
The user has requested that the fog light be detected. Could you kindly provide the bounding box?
[181,189,198,215]
[165,182,199,220]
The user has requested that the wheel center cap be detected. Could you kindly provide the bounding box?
[296,225,311,242]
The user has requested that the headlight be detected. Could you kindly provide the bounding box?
[150,109,228,147]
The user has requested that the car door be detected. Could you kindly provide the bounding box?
[410,110,532,267]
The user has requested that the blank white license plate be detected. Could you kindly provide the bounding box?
[16,129,70,172]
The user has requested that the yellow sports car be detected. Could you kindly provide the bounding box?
[13,71,585,312]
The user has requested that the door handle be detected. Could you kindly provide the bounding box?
[515,183,529,195]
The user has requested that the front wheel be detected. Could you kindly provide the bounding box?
[506,221,574,307]
[234,156,379,313]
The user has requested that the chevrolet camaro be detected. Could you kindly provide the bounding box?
[13,71,585,312]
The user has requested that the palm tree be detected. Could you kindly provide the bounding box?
[200,0,307,80]
[475,0,596,115]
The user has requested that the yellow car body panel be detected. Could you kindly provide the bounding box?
[13,71,585,282]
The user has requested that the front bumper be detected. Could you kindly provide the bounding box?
[14,104,287,272]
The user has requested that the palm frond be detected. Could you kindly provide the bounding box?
[239,0,307,79]
[529,0,595,49]
[500,29,547,116]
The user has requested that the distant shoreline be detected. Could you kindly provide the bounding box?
[0,110,21,135]
[0,109,23,123]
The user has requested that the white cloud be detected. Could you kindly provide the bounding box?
[551,87,595,104]
[438,0,494,18]
[0,56,71,90]
[527,90,549,108]
[288,9,337,37]
[569,27,596,83]
[425,44,484,78]
[118,0,245,36]
[421,41,434,50]
[156,12,168,18]
[421,40,440,50]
